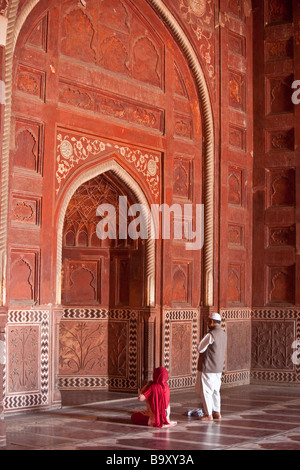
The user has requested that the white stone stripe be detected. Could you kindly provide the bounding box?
[0,16,7,46]
[0,81,5,105]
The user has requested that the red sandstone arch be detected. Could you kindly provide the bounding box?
[55,157,155,307]
[2,0,211,398]
[2,0,214,309]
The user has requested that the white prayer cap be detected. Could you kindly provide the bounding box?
[208,312,221,322]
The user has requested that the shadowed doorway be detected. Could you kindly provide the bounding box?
[58,171,145,393]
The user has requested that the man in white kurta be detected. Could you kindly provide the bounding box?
[195,312,227,421]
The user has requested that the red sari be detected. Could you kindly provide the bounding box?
[131,367,170,427]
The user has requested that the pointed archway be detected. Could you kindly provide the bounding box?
[56,159,152,391]
[1,0,215,308]
[56,158,155,307]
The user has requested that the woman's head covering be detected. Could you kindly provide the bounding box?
[144,366,170,427]
[153,366,168,384]
[152,366,170,406]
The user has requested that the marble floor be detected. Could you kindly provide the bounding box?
[1,384,300,452]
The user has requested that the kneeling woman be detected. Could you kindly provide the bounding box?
[131,367,177,428]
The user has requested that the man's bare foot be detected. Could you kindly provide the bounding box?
[198,415,213,421]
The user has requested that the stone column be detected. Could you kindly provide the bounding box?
[139,309,156,387]
[0,307,7,446]
[50,305,63,409]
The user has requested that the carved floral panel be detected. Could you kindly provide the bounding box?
[268,226,296,247]
[11,195,41,227]
[229,71,246,111]
[228,224,244,247]
[170,322,192,377]
[226,321,251,372]
[7,325,39,393]
[58,309,137,391]
[59,320,108,375]
[4,309,50,411]
[266,129,294,152]
[266,38,293,61]
[252,320,295,370]
[173,157,193,200]
[58,80,164,133]
[163,310,198,389]
[16,64,45,101]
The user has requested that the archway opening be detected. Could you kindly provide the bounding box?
[61,171,145,308]
[58,169,147,394]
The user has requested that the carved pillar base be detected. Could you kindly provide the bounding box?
[139,308,156,388]
[50,306,63,409]
[0,307,8,446]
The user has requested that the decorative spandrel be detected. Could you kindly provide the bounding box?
[56,131,160,202]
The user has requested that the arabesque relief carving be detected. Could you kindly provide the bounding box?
[56,131,160,200]
[252,321,294,370]
[58,81,163,132]
[178,0,215,81]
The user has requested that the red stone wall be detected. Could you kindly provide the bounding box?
[218,0,253,386]
[252,0,300,384]
[2,0,204,411]
[0,0,299,421]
